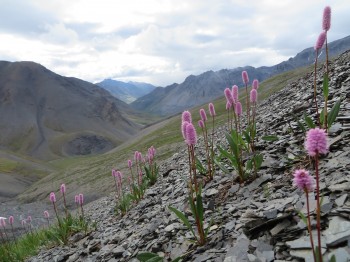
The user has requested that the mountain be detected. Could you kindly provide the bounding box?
[131,35,350,116]
[96,79,156,103]
[0,61,140,160]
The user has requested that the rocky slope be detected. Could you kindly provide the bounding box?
[0,61,140,160]
[27,50,350,261]
[131,35,350,116]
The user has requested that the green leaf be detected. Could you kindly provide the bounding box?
[329,254,336,262]
[254,154,263,170]
[136,252,160,262]
[225,132,239,155]
[214,157,229,174]
[168,206,195,239]
[195,157,207,175]
[205,218,214,238]
[246,159,253,171]
[261,135,278,142]
[296,210,308,225]
[173,257,183,262]
[323,73,329,98]
[146,257,163,262]
[243,130,251,144]
[304,113,316,128]
[319,108,325,125]
[328,100,341,127]
[196,191,204,227]
[315,246,321,262]
[218,146,238,168]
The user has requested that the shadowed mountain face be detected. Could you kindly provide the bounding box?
[96,79,156,104]
[131,35,350,116]
[0,61,139,160]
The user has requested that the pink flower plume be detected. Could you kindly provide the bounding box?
[322,6,331,32]
[305,128,328,156]
[293,169,315,192]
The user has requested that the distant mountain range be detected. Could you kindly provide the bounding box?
[96,79,156,104]
[130,35,350,116]
[0,61,141,160]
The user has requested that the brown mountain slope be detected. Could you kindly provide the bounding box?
[0,61,139,160]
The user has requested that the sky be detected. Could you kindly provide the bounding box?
[0,0,348,87]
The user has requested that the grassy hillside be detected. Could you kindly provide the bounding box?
[17,64,314,203]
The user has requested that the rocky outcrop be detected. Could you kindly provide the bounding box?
[27,50,350,261]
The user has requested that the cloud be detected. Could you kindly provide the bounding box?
[0,0,349,86]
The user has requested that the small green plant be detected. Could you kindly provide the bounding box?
[115,193,132,216]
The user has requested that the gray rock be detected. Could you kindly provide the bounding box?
[335,194,348,207]
[324,216,350,247]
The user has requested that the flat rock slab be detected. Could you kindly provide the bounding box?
[324,216,350,247]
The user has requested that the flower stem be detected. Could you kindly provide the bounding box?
[313,51,321,127]
[305,190,316,262]
[314,153,323,262]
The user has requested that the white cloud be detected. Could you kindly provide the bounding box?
[0,0,348,86]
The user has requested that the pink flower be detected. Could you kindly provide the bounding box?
[79,193,84,205]
[232,85,239,102]
[9,216,14,225]
[305,128,328,156]
[75,195,79,203]
[137,152,142,162]
[128,160,132,168]
[185,123,197,146]
[134,151,139,161]
[250,89,257,103]
[235,101,242,116]
[242,71,249,84]
[112,169,116,177]
[293,169,316,192]
[0,218,6,227]
[27,216,32,223]
[252,79,259,90]
[226,101,232,110]
[181,121,189,140]
[209,103,216,117]
[44,211,50,219]
[198,120,205,129]
[60,184,66,194]
[182,110,192,123]
[224,88,234,104]
[322,6,331,32]
[49,192,56,203]
[315,32,326,51]
[199,108,207,122]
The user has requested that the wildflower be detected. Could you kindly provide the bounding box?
[186,123,197,146]
[44,211,49,219]
[75,195,79,204]
[232,85,239,102]
[235,101,242,116]
[128,159,132,168]
[250,89,257,103]
[315,32,326,51]
[252,79,259,90]
[226,101,232,110]
[60,184,66,194]
[79,193,84,205]
[182,121,189,140]
[224,88,234,104]
[199,108,207,122]
[9,216,14,225]
[182,110,192,123]
[137,152,142,162]
[49,192,56,203]
[293,169,316,192]
[305,128,328,156]
[0,217,6,227]
[209,103,216,117]
[198,120,205,129]
[27,216,32,223]
[322,6,331,31]
[242,71,249,84]
[134,151,139,161]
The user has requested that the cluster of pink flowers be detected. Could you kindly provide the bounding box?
[181,110,197,146]
[315,6,331,51]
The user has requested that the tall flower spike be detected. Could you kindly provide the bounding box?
[322,6,331,32]
[199,108,207,122]
[182,110,192,123]
[232,85,239,102]
[49,192,56,203]
[134,151,139,161]
[9,216,14,225]
[185,123,197,146]
[226,101,232,110]
[198,120,205,129]
[181,121,189,140]
[224,88,234,104]
[128,160,132,168]
[252,79,259,90]
[315,32,326,51]
[250,89,257,103]
[60,183,66,194]
[235,101,242,116]
[293,169,316,192]
[44,211,50,218]
[75,195,79,203]
[209,103,216,117]
[79,193,84,205]
[242,71,249,84]
[305,128,328,156]
[0,218,6,227]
